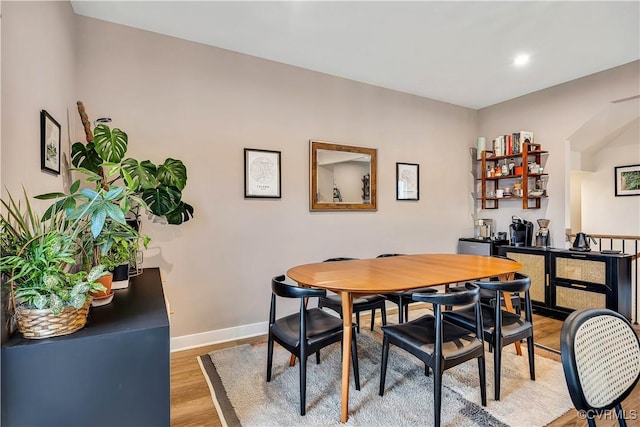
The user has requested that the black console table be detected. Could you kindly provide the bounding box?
[1,268,170,427]
[498,246,632,320]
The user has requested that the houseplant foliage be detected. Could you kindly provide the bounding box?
[0,190,107,338]
[70,101,194,225]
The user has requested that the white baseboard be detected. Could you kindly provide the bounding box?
[170,320,268,352]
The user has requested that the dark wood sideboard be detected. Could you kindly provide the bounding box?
[498,246,632,320]
[1,268,170,427]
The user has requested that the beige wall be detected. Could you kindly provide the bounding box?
[477,61,640,247]
[73,16,478,338]
[1,1,77,203]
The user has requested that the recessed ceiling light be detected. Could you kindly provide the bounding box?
[514,54,530,66]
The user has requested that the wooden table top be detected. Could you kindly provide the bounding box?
[287,254,522,293]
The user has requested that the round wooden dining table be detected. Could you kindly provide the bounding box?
[287,253,522,423]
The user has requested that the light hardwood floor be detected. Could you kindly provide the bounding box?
[170,309,640,427]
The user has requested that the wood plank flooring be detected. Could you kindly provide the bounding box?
[170,309,640,427]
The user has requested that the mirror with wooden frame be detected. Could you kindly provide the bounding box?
[310,140,377,211]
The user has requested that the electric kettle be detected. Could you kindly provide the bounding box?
[571,232,595,252]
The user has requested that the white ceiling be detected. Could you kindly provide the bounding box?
[70,1,640,109]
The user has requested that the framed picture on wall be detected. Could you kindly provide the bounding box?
[244,148,281,198]
[396,162,419,201]
[40,110,61,175]
[614,164,640,196]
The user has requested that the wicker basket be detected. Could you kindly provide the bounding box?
[15,298,91,339]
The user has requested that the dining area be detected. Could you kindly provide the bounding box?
[275,253,534,425]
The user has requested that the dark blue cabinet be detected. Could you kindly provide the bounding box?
[1,268,170,427]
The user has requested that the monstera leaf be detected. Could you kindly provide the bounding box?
[141,186,182,216]
[93,124,128,163]
[164,202,194,225]
[71,141,102,174]
[156,158,187,191]
[121,158,158,191]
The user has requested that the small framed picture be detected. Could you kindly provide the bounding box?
[615,164,640,196]
[396,162,419,201]
[244,148,281,198]
[40,110,61,174]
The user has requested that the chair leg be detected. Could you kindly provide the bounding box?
[478,355,487,406]
[381,305,387,326]
[424,364,430,376]
[370,308,376,331]
[266,335,274,382]
[494,338,502,401]
[527,335,536,381]
[351,329,361,390]
[404,304,409,322]
[616,403,627,427]
[586,416,597,427]
[434,368,442,427]
[379,336,390,396]
[397,300,404,323]
[355,311,361,334]
[315,351,320,365]
[299,356,307,416]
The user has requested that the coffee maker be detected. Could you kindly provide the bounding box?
[509,216,533,247]
[535,219,551,247]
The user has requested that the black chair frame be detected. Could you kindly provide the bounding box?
[444,272,535,401]
[379,283,486,427]
[267,275,360,416]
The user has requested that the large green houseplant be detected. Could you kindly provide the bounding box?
[70,101,194,225]
[0,190,108,339]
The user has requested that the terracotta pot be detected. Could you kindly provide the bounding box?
[91,272,113,299]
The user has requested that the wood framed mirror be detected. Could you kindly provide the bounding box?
[310,140,377,211]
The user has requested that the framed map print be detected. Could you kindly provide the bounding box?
[40,110,61,174]
[244,148,281,198]
[396,162,419,201]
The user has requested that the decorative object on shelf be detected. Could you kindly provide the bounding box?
[476,136,486,160]
[396,162,419,201]
[0,191,109,339]
[40,110,61,175]
[244,148,281,198]
[309,140,377,212]
[614,164,640,196]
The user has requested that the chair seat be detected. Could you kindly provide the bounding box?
[444,304,531,343]
[272,307,344,348]
[382,314,483,362]
[384,287,436,300]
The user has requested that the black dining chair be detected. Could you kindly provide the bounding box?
[448,255,522,314]
[266,275,360,416]
[377,253,437,323]
[443,272,535,401]
[379,283,486,427]
[317,257,387,332]
[561,308,640,427]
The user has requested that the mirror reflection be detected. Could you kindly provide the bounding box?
[310,141,377,211]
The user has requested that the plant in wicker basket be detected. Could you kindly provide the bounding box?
[0,190,108,339]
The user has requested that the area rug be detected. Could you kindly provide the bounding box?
[198,319,572,426]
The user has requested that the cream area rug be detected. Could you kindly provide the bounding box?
[198,314,573,427]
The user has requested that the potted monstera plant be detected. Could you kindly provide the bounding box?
[71,101,194,225]
[0,190,108,339]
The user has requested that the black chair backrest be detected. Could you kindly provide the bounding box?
[323,257,357,262]
[412,283,480,307]
[376,254,405,258]
[272,275,326,299]
[561,308,640,415]
[473,272,530,293]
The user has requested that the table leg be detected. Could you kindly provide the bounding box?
[340,291,353,423]
[499,274,522,356]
